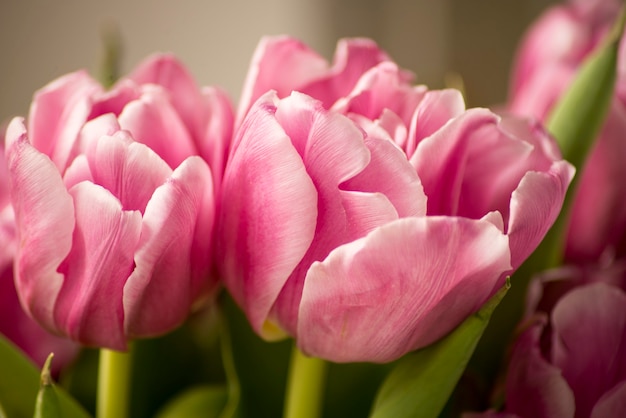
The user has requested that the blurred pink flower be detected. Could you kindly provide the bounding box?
[218,37,573,363]
[467,282,626,418]
[508,0,626,263]
[5,55,222,350]
[1,127,78,374]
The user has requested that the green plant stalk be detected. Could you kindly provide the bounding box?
[97,347,132,418]
[283,345,327,418]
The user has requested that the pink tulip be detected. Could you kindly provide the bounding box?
[219,37,573,362]
[6,81,217,350]
[0,128,78,374]
[508,0,626,263]
[467,282,626,418]
[28,53,233,185]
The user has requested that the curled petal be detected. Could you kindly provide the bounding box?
[118,87,197,168]
[54,182,142,350]
[591,381,626,418]
[297,216,511,363]
[28,71,102,171]
[218,93,318,336]
[6,118,73,333]
[124,157,213,338]
[508,161,574,268]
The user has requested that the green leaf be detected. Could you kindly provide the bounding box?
[34,354,61,418]
[0,334,91,418]
[154,385,228,418]
[541,8,626,268]
[369,280,510,418]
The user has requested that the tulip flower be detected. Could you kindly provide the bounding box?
[29,53,233,185]
[0,133,78,374]
[466,282,626,418]
[508,0,626,263]
[4,54,230,350]
[220,42,573,362]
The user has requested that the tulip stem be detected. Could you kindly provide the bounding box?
[283,344,327,418]
[97,346,132,418]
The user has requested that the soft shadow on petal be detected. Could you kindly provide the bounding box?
[591,380,626,418]
[6,118,74,333]
[219,93,318,336]
[297,216,510,363]
[55,182,142,350]
[124,157,211,338]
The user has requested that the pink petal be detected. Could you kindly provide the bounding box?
[198,86,234,184]
[88,79,141,119]
[118,87,197,168]
[237,36,329,124]
[406,89,466,158]
[218,92,318,336]
[126,53,206,141]
[28,71,102,171]
[300,38,404,109]
[508,161,574,269]
[504,317,575,418]
[54,182,142,350]
[124,156,214,338]
[551,283,626,418]
[591,381,626,418]
[83,130,172,213]
[5,118,74,333]
[297,216,511,363]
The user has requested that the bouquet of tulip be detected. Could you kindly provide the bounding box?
[1,0,625,417]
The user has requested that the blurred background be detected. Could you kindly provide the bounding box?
[1,0,558,124]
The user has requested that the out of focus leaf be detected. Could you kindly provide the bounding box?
[0,335,90,418]
[155,385,228,418]
[370,280,510,418]
[34,354,61,418]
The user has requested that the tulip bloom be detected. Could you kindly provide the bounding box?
[467,282,626,418]
[219,38,573,363]
[508,0,626,263]
[5,55,222,350]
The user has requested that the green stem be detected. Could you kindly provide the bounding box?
[283,344,327,418]
[97,346,132,418]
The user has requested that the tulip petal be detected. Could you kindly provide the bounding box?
[124,157,213,338]
[219,93,318,336]
[118,87,197,168]
[5,118,73,333]
[297,216,511,363]
[54,182,142,350]
[551,283,626,418]
[126,53,206,141]
[301,38,403,109]
[406,89,466,158]
[504,317,575,418]
[28,71,102,171]
[508,161,574,268]
[198,86,234,182]
[83,131,172,213]
[237,36,329,123]
[591,381,626,418]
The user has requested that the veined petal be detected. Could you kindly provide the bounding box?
[5,118,73,333]
[198,86,234,183]
[118,86,197,168]
[126,53,207,142]
[219,93,318,336]
[124,156,213,338]
[54,182,142,350]
[28,71,102,171]
[297,216,511,363]
[83,131,172,213]
[508,161,574,268]
[237,36,328,124]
